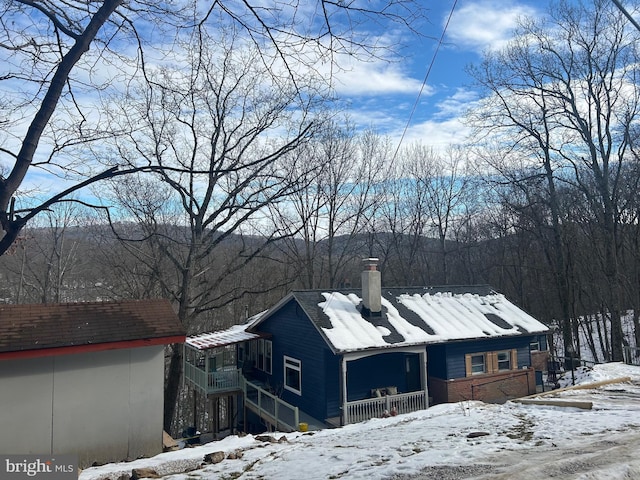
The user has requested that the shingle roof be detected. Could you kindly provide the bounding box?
[267,285,549,353]
[0,299,185,356]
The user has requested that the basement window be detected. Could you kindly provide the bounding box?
[284,356,302,395]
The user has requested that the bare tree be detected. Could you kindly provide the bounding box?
[94,27,326,432]
[0,202,98,303]
[0,0,137,254]
[271,122,387,289]
[374,143,471,285]
[404,145,470,284]
[467,0,640,361]
[0,0,426,256]
[374,148,431,285]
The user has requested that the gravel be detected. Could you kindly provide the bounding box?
[389,464,498,480]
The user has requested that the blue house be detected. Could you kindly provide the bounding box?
[184,259,549,432]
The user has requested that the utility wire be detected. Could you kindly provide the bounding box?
[390,0,635,164]
[611,0,640,34]
[391,0,459,163]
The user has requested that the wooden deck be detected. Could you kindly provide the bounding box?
[184,364,242,395]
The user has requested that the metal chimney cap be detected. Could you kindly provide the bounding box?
[362,257,379,270]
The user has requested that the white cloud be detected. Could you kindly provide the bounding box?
[446,1,540,53]
[433,87,479,120]
[397,117,471,149]
[329,55,430,97]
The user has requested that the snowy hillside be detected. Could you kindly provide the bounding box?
[81,363,640,480]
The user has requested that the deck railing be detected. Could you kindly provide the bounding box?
[344,391,427,425]
[184,364,242,394]
[244,379,300,432]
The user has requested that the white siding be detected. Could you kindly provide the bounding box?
[0,345,164,467]
[0,357,53,454]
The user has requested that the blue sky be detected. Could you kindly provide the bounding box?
[330,0,544,149]
[1,0,556,205]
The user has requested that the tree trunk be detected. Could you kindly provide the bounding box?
[164,344,183,435]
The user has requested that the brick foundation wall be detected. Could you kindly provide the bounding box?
[429,368,536,404]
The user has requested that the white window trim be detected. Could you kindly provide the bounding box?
[283,355,302,395]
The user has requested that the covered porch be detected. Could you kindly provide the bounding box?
[338,346,429,425]
[183,343,243,395]
[184,327,312,435]
[183,327,266,439]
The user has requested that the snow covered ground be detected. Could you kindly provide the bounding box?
[81,363,640,480]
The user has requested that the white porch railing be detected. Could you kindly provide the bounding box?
[244,379,300,432]
[184,364,242,394]
[345,391,427,425]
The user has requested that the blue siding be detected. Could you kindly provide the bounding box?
[537,334,548,351]
[255,300,334,422]
[324,349,341,418]
[427,344,448,379]
[428,336,536,380]
[254,296,543,420]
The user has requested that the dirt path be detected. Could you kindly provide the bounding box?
[393,383,640,480]
[470,428,640,479]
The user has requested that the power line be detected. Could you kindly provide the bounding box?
[611,0,640,34]
[391,0,459,163]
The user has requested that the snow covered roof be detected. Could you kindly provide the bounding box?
[186,312,267,350]
[280,285,548,353]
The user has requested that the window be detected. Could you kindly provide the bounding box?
[466,349,518,376]
[255,338,273,374]
[255,339,272,374]
[497,351,511,371]
[257,340,264,371]
[264,340,272,374]
[284,356,302,395]
[470,354,485,375]
[249,341,257,367]
[530,340,540,351]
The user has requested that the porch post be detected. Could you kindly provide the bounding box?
[422,349,429,408]
[341,356,348,425]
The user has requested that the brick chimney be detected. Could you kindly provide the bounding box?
[361,257,382,316]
